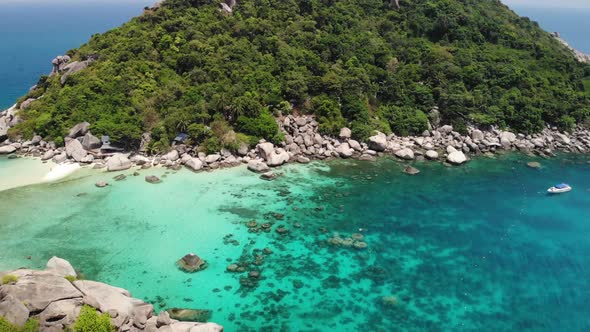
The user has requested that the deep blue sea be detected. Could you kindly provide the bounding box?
[0,1,153,109]
[509,5,590,53]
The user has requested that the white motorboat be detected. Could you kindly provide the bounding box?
[547,183,572,194]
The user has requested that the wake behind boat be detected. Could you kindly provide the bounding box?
[547,183,572,194]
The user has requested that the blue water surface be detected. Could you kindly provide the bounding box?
[0,1,153,109]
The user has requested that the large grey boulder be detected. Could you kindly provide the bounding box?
[348,139,362,151]
[73,280,143,328]
[65,138,87,162]
[256,142,274,161]
[185,158,203,171]
[0,270,83,312]
[0,145,16,154]
[81,132,101,150]
[554,132,571,145]
[447,149,467,165]
[335,143,354,158]
[237,142,249,156]
[107,154,132,172]
[500,131,516,149]
[368,132,387,152]
[162,150,179,162]
[39,298,83,330]
[19,98,36,110]
[425,150,439,160]
[46,256,76,278]
[247,160,269,173]
[339,127,351,139]
[205,154,220,164]
[438,125,453,134]
[41,150,56,161]
[0,295,29,326]
[52,152,68,164]
[60,61,90,85]
[471,129,484,141]
[395,148,414,160]
[67,122,90,138]
[267,148,290,166]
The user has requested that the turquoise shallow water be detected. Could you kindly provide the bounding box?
[1,154,590,331]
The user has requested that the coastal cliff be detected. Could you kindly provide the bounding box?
[0,257,223,332]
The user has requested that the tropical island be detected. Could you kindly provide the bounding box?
[1,0,590,331]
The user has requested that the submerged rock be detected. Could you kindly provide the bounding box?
[145,175,161,184]
[167,308,212,322]
[95,181,108,188]
[403,166,420,175]
[527,161,542,169]
[177,253,208,273]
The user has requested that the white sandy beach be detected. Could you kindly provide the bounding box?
[0,157,81,192]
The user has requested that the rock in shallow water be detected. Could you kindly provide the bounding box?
[403,166,420,175]
[177,253,207,273]
[145,175,161,184]
[167,308,212,322]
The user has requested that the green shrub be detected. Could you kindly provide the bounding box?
[558,115,576,133]
[21,319,39,332]
[0,317,19,332]
[236,109,282,144]
[1,274,18,285]
[65,275,77,282]
[0,317,39,332]
[73,305,114,332]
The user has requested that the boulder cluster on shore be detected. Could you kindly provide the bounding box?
[0,257,223,331]
[2,103,590,174]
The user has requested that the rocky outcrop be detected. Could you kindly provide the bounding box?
[67,122,91,138]
[176,254,207,273]
[0,258,223,331]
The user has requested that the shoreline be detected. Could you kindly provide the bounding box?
[1,114,590,190]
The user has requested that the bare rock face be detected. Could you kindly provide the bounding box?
[163,149,179,161]
[0,270,83,312]
[0,295,29,326]
[247,160,269,172]
[39,298,83,330]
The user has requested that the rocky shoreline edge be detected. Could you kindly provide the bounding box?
[2,108,590,178]
[0,257,223,332]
